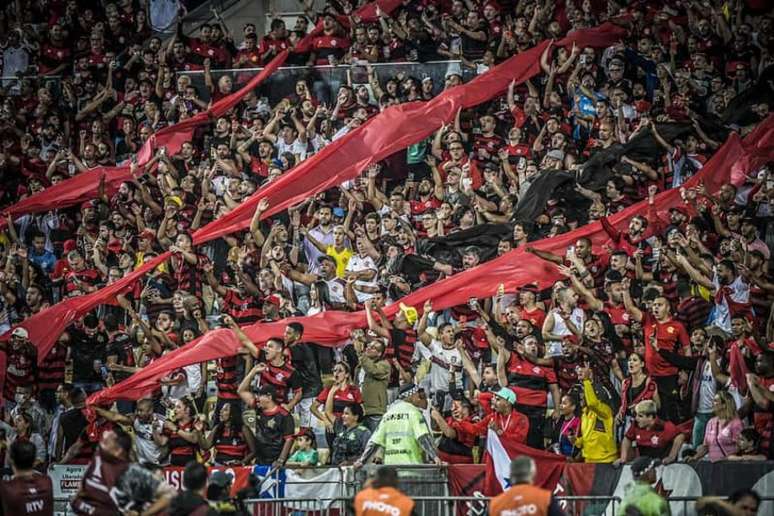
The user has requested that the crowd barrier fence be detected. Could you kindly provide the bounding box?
[46,462,774,516]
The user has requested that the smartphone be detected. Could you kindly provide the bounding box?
[468,297,478,309]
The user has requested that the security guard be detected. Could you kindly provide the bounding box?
[489,456,566,516]
[354,466,415,516]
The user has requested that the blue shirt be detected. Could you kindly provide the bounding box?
[29,248,56,274]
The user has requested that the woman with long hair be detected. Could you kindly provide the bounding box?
[311,361,362,448]
[549,392,581,459]
[687,391,743,462]
[616,353,659,433]
[201,402,256,466]
[307,280,332,316]
[160,398,201,466]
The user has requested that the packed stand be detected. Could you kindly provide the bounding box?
[1,0,774,513]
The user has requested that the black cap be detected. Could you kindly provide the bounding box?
[317,255,336,265]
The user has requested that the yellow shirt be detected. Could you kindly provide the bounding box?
[576,379,618,463]
[326,245,353,278]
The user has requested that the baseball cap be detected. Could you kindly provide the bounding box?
[264,294,281,307]
[494,387,516,405]
[399,303,418,325]
[317,255,336,265]
[11,327,29,339]
[165,195,183,208]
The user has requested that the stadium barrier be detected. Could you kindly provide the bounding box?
[48,461,774,515]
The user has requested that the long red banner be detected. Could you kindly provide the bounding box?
[88,117,774,405]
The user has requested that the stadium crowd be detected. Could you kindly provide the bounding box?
[1,0,774,514]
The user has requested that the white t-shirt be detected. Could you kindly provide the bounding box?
[133,414,165,465]
[275,137,307,161]
[345,253,377,303]
[711,273,750,334]
[415,339,462,394]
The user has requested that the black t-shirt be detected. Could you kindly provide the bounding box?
[289,343,322,398]
[59,407,88,453]
[106,332,135,382]
[69,329,108,383]
[254,406,295,463]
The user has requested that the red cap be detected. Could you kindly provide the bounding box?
[264,294,281,307]
[81,200,96,211]
[63,239,77,253]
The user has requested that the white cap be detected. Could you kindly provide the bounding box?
[11,327,29,339]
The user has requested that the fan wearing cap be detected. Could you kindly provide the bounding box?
[618,456,669,516]
[355,382,441,467]
[458,386,529,448]
[0,327,37,405]
[365,299,418,380]
[238,384,295,468]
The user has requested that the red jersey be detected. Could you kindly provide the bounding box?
[642,314,690,377]
[625,418,681,458]
[71,448,129,516]
[3,342,37,401]
[0,472,54,516]
[64,268,102,296]
[505,354,557,407]
[222,289,262,324]
[315,383,363,417]
[520,307,546,330]
[259,360,300,403]
[216,355,242,400]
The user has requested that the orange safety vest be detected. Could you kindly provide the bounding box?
[354,486,415,516]
[489,483,552,516]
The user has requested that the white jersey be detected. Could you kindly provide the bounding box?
[133,415,165,465]
[546,307,585,356]
[415,339,463,394]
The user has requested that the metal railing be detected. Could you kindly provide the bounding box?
[50,494,774,516]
